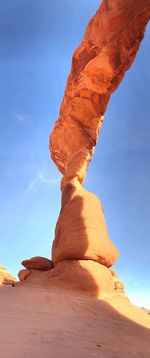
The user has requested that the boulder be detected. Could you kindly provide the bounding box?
[22,257,53,271]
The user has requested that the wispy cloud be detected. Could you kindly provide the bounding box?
[38,171,60,186]
[26,171,60,191]
[38,172,52,184]
[26,180,35,191]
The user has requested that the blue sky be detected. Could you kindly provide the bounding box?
[0,0,150,308]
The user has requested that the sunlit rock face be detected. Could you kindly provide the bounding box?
[0,265,17,286]
[22,256,53,271]
[50,0,150,179]
[49,0,150,294]
[18,269,31,282]
[18,257,54,282]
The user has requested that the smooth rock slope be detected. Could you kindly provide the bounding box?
[0,284,150,358]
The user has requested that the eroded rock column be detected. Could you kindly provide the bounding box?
[52,161,119,268]
[48,0,150,296]
[18,1,150,297]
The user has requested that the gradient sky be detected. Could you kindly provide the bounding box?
[0,0,150,308]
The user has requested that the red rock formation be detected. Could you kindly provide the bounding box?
[50,0,150,181]
[22,257,53,271]
[49,0,150,290]
[19,260,117,298]
[18,269,31,281]
[0,265,17,286]
[110,269,125,295]
[52,183,119,267]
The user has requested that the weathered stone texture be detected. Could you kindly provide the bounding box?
[0,265,17,286]
[22,257,53,271]
[49,1,150,280]
[52,183,119,267]
[50,0,150,182]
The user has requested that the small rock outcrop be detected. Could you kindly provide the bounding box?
[110,269,125,295]
[18,257,54,282]
[18,269,31,282]
[0,265,17,286]
[22,256,53,271]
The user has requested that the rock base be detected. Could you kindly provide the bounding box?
[18,259,126,300]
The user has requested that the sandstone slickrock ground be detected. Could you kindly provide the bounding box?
[0,284,150,358]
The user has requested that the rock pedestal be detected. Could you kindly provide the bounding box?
[52,183,119,268]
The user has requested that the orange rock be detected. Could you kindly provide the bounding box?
[62,147,91,187]
[0,265,17,286]
[50,0,150,180]
[110,269,125,295]
[18,269,31,281]
[49,0,150,289]
[19,259,116,299]
[22,257,53,271]
[47,260,116,298]
[1,268,150,357]
[52,184,119,267]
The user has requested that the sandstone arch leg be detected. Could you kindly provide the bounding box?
[52,183,119,268]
